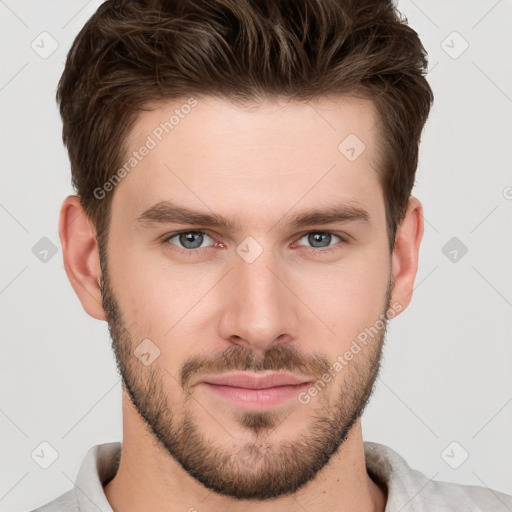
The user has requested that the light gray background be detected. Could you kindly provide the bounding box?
[1,1,512,511]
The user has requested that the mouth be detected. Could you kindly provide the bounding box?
[196,372,313,410]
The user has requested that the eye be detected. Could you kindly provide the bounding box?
[161,229,348,257]
[163,230,217,251]
[295,231,347,252]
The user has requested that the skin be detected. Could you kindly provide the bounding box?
[59,95,423,512]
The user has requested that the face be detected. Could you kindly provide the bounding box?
[99,95,398,500]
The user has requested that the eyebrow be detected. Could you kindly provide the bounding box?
[135,200,370,231]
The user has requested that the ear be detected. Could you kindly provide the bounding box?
[389,196,424,314]
[58,195,106,321]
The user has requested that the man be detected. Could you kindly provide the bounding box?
[32,0,512,511]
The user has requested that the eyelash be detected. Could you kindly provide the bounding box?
[160,230,349,257]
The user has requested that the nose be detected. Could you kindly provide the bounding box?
[217,250,298,352]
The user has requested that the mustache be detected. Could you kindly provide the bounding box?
[180,344,332,390]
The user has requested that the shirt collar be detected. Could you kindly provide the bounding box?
[74,442,121,512]
[71,441,421,511]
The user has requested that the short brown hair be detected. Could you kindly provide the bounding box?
[56,0,433,253]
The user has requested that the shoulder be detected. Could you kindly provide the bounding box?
[27,442,120,512]
[424,478,512,511]
[364,441,512,511]
[27,488,79,512]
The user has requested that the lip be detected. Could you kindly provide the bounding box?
[196,372,313,410]
[200,372,311,389]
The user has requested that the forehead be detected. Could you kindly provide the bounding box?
[113,95,384,228]
[128,94,379,151]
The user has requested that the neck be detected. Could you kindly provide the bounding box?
[104,392,387,512]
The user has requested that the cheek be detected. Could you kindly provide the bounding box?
[110,234,200,319]
[109,248,216,369]
[300,252,390,342]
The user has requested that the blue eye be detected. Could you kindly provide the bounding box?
[161,230,348,256]
[296,232,343,249]
[164,231,215,250]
